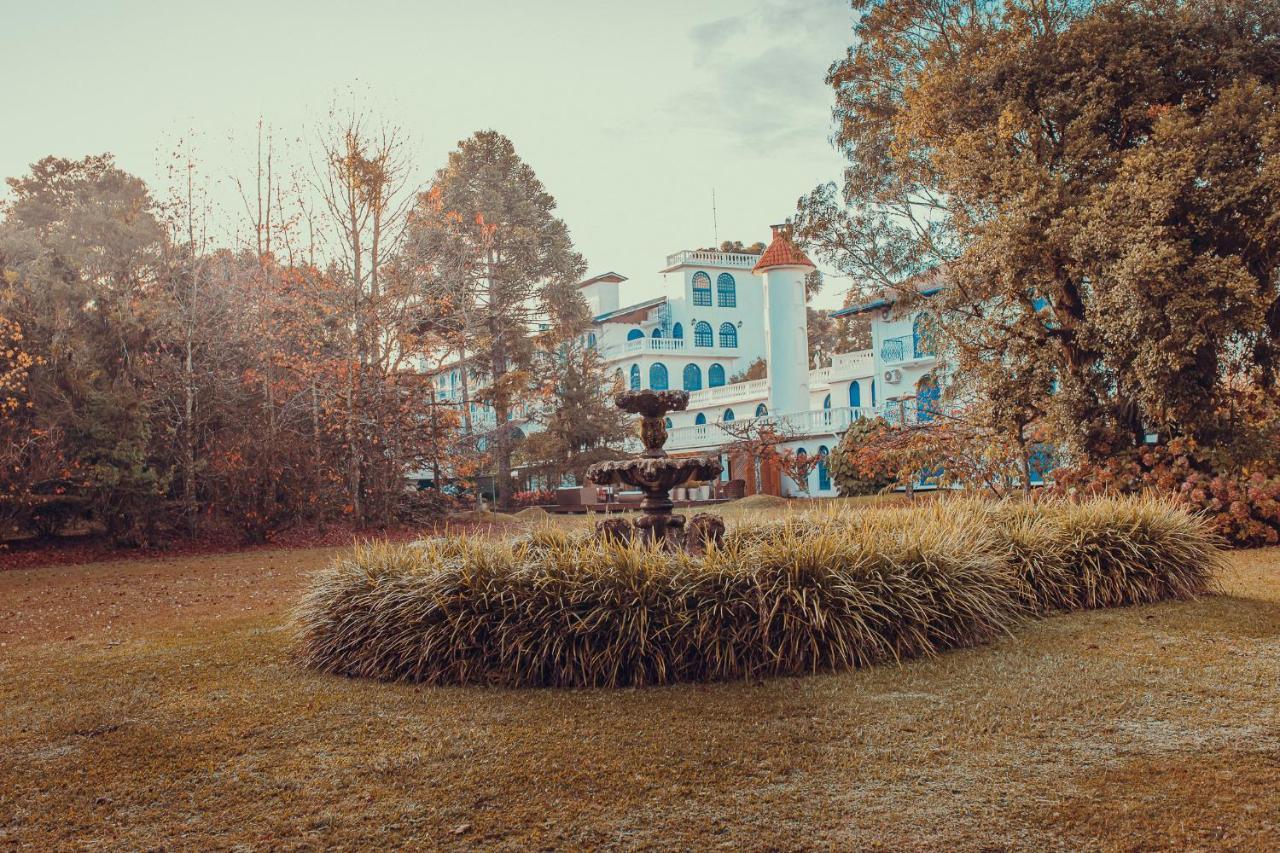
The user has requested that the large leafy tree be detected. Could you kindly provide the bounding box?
[0,155,171,543]
[798,0,1280,459]
[404,131,587,508]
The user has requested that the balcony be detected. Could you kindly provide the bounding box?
[666,405,878,451]
[663,249,760,270]
[687,378,767,407]
[880,335,934,364]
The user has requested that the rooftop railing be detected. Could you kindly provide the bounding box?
[664,249,760,270]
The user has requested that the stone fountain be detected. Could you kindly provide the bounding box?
[586,389,724,551]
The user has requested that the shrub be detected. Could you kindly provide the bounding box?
[512,489,555,508]
[1051,437,1280,547]
[827,417,895,496]
[296,497,1221,688]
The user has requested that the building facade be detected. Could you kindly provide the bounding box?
[424,222,944,498]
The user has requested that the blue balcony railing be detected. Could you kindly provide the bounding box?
[880,336,907,362]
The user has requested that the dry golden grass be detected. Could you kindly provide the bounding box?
[0,510,1276,849]
[297,497,1220,688]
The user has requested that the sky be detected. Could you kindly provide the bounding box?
[0,0,856,308]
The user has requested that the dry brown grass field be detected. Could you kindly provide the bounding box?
[1,500,1277,850]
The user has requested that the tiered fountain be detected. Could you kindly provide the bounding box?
[586,389,724,551]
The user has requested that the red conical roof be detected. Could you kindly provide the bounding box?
[752,222,815,274]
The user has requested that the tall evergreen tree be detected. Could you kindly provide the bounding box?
[404,131,587,508]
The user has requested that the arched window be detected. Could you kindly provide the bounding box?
[694,321,713,347]
[650,362,669,391]
[664,417,673,430]
[755,403,768,417]
[450,370,458,387]
[587,332,597,349]
[818,446,831,491]
[692,271,712,306]
[671,322,684,340]
[849,380,861,408]
[614,367,624,387]
[708,363,726,387]
[795,448,809,491]
[627,328,644,341]
[629,364,640,390]
[823,394,831,410]
[723,408,735,422]
[716,273,736,307]
[683,363,702,391]
[652,328,663,339]
[695,412,707,425]
[719,322,737,348]
[871,379,877,407]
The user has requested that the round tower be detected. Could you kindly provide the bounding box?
[753,222,814,416]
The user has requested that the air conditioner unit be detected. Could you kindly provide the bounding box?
[883,369,902,384]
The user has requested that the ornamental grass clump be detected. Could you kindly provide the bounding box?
[295,496,1224,689]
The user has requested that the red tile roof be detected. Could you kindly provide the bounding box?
[752,223,815,274]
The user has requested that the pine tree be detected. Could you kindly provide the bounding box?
[403,131,587,508]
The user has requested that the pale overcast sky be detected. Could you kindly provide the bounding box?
[0,0,856,307]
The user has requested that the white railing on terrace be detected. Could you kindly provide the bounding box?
[603,337,688,356]
[664,249,760,270]
[809,366,832,385]
[833,349,874,374]
[666,405,878,451]
[687,378,767,407]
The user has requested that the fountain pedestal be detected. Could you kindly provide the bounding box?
[586,390,723,550]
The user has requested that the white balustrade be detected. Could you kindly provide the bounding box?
[665,405,878,451]
[687,378,767,407]
[664,249,760,270]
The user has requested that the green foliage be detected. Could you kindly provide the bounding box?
[828,417,895,496]
[798,0,1280,459]
[296,497,1221,688]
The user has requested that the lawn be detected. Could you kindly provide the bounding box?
[1,507,1277,850]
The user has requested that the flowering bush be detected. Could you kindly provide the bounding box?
[1051,437,1280,547]
[512,489,555,508]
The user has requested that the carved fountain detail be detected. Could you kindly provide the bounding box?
[586,390,724,551]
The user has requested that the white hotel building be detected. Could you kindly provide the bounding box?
[429,223,942,498]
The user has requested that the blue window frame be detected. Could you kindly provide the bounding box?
[692,272,712,306]
[719,322,737,348]
[587,332,596,349]
[708,363,725,387]
[652,328,663,339]
[695,412,707,425]
[650,362,669,391]
[716,273,736,307]
[671,322,683,340]
[723,408,735,422]
[795,448,809,490]
[627,328,644,341]
[871,379,877,407]
[664,417,673,430]
[694,321,713,347]
[917,375,940,422]
[682,363,702,391]
[823,394,831,410]
[818,446,831,491]
[755,403,768,417]
[629,364,640,390]
[849,381,861,408]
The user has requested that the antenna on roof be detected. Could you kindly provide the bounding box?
[711,188,719,248]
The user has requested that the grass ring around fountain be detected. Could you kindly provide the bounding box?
[294,496,1223,689]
